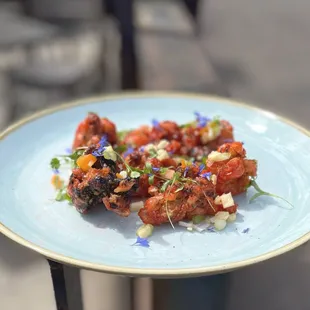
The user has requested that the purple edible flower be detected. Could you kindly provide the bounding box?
[183,166,189,177]
[152,167,160,172]
[152,119,160,128]
[98,135,108,148]
[133,237,150,248]
[242,228,250,234]
[207,226,215,232]
[139,146,145,152]
[52,169,59,174]
[65,147,72,154]
[123,147,134,158]
[198,164,205,173]
[194,112,211,128]
[92,135,108,156]
[200,172,212,180]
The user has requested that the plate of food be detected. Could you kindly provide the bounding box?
[0,92,309,277]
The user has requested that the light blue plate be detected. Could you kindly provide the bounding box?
[1,92,310,277]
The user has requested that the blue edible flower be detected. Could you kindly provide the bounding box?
[123,147,134,158]
[152,119,160,128]
[133,237,150,248]
[183,166,189,177]
[52,169,59,174]
[242,228,250,234]
[207,226,215,232]
[152,167,160,172]
[198,164,205,173]
[200,172,211,180]
[92,135,108,156]
[194,111,211,128]
[65,147,72,154]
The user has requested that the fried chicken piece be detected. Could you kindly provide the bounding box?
[67,141,139,216]
[206,142,257,195]
[67,167,116,214]
[72,112,117,149]
[138,178,237,226]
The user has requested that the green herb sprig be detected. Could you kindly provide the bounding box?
[55,186,72,203]
[249,179,293,208]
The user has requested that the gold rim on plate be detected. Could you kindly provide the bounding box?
[0,91,309,277]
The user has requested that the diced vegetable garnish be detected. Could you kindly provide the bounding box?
[136,224,154,238]
[130,200,144,212]
[214,219,227,231]
[76,154,97,172]
[51,175,64,190]
[221,193,235,209]
[227,213,237,222]
[208,151,231,162]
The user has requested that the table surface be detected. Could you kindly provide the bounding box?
[1,0,310,309]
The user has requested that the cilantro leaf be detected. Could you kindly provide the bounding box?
[50,158,60,169]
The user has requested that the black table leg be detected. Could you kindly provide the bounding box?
[183,0,200,20]
[113,0,139,89]
[48,260,69,310]
[183,0,201,35]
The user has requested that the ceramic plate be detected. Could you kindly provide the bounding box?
[1,92,310,277]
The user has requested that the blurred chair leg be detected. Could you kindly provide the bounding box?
[183,0,201,35]
[48,260,69,310]
[113,0,139,89]
[183,0,200,20]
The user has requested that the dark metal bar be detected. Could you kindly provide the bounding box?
[47,260,69,310]
[113,0,139,89]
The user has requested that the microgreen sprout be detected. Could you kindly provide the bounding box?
[50,148,84,170]
[249,179,293,208]
[55,186,72,203]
